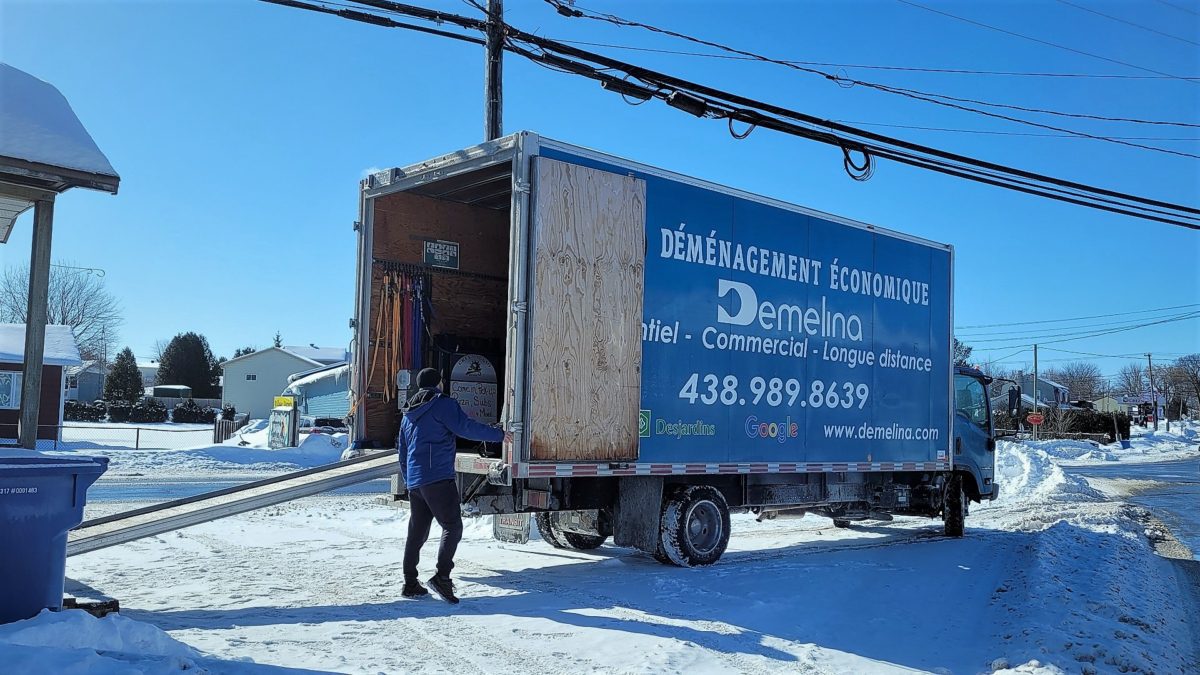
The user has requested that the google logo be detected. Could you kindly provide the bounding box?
[745,416,799,444]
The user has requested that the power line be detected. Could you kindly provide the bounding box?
[865,84,1200,129]
[957,311,1200,338]
[548,38,1200,81]
[967,312,1200,349]
[954,303,1200,329]
[1054,0,1200,47]
[964,311,1199,343]
[1155,0,1200,18]
[550,37,1200,129]
[837,120,1199,141]
[896,0,1198,84]
[263,0,1200,228]
[542,1,1200,158]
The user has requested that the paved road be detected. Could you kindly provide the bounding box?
[1069,458,1200,559]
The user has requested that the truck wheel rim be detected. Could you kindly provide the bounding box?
[686,501,722,555]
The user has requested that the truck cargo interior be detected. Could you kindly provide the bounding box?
[364,160,514,448]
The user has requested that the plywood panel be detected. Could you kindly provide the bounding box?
[364,192,509,444]
[528,159,646,462]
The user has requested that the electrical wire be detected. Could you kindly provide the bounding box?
[895,0,1198,84]
[261,0,1200,228]
[967,312,1200,349]
[963,311,1199,343]
[540,0,1200,158]
[956,310,1200,337]
[546,37,1200,80]
[1053,0,1200,47]
[1154,0,1200,17]
[836,120,1200,142]
[955,303,1200,329]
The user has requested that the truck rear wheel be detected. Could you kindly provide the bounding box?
[535,512,607,550]
[943,474,966,538]
[659,486,731,567]
[535,513,568,549]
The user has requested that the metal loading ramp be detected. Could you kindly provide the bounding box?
[68,451,399,557]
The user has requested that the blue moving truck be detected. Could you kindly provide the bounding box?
[351,133,997,566]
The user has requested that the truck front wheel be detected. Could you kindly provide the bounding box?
[943,474,966,538]
[659,486,731,566]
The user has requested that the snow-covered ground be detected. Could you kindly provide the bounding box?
[5,427,1197,673]
[49,420,350,483]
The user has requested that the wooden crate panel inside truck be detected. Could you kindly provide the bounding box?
[351,132,997,566]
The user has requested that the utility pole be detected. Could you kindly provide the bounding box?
[1032,343,1039,441]
[484,0,504,141]
[1146,353,1158,431]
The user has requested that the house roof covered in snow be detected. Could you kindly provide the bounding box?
[0,324,82,366]
[283,345,348,366]
[0,64,120,243]
[221,346,322,369]
[285,362,349,387]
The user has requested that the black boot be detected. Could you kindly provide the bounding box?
[402,580,428,598]
[426,574,459,604]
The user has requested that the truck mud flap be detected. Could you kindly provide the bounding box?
[493,513,531,544]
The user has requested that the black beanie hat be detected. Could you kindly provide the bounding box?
[416,367,441,389]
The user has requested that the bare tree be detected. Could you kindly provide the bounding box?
[150,339,171,362]
[1116,363,1147,396]
[1173,354,1200,412]
[1044,361,1104,401]
[0,262,122,362]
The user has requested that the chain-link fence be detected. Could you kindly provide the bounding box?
[4,423,218,451]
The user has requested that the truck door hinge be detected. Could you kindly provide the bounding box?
[511,302,528,314]
[353,220,361,231]
[348,318,356,329]
[514,180,531,194]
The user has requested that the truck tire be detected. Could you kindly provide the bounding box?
[559,531,607,550]
[943,474,966,538]
[535,512,607,550]
[535,512,568,549]
[658,486,731,567]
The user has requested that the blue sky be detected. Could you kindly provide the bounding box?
[2,0,1197,379]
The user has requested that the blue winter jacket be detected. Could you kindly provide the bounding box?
[398,389,504,489]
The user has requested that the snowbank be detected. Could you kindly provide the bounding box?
[992,440,1105,505]
[0,609,201,674]
[187,431,348,468]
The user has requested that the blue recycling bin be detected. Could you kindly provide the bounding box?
[0,451,108,624]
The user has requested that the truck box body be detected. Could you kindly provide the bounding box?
[353,133,954,478]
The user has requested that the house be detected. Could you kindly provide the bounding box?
[1091,396,1126,414]
[1014,374,1071,409]
[137,360,159,387]
[0,324,82,442]
[65,360,105,402]
[221,346,347,419]
[282,363,350,420]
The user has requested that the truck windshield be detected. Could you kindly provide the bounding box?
[954,375,989,428]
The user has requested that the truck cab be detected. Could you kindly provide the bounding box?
[952,366,997,502]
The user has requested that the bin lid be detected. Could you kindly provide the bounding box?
[0,449,109,475]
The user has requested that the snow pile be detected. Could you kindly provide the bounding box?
[992,440,1105,506]
[183,431,348,468]
[1024,438,1117,463]
[0,609,200,674]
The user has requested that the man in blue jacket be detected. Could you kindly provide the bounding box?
[399,367,509,603]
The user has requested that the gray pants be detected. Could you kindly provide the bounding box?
[403,479,462,582]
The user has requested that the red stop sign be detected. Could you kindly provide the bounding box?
[1026,412,1045,426]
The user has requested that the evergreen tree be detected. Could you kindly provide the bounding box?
[233,346,257,358]
[104,347,144,402]
[953,338,973,367]
[156,332,220,398]
[273,331,282,348]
